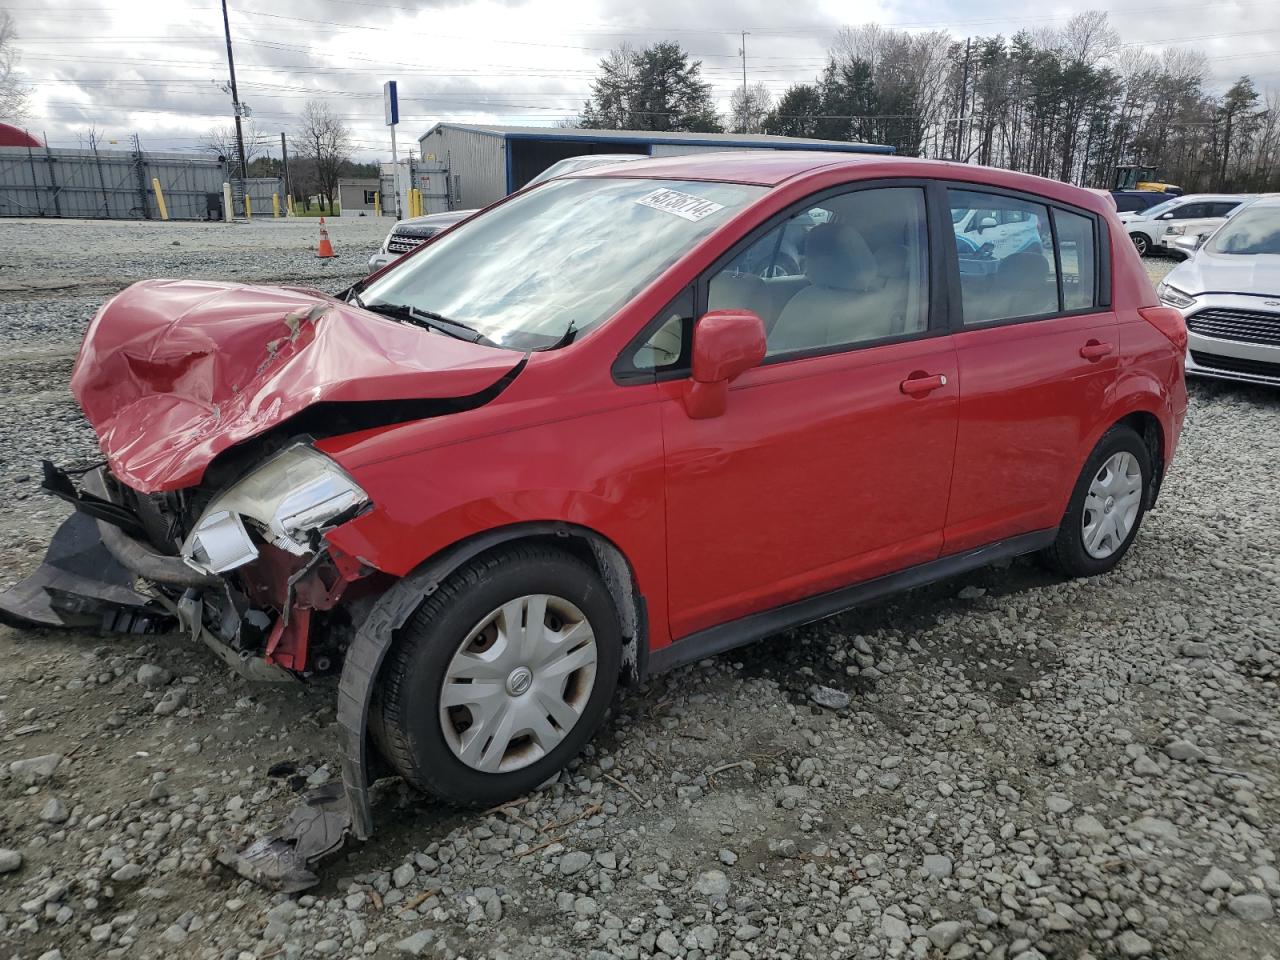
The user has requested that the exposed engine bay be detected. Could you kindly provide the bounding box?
[0,443,381,683]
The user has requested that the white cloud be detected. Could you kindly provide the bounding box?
[11,0,1279,159]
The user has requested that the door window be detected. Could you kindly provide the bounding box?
[949,189,1058,324]
[1169,203,1208,219]
[1209,202,1241,217]
[706,187,930,357]
[628,288,693,372]
[1054,210,1097,311]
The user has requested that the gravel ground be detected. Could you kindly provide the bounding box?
[1,220,1278,960]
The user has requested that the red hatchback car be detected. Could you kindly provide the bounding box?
[2,152,1186,881]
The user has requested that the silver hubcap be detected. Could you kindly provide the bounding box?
[440,594,597,773]
[1082,451,1143,559]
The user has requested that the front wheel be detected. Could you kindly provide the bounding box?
[1130,232,1151,257]
[370,544,621,806]
[1043,425,1152,578]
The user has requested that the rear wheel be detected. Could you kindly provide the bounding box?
[1130,232,1151,257]
[1043,425,1151,578]
[371,544,621,806]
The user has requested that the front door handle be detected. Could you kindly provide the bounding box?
[900,373,948,396]
[1079,340,1114,361]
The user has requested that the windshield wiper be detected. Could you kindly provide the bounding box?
[540,322,578,351]
[360,302,501,348]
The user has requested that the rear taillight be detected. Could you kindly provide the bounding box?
[1139,305,1188,353]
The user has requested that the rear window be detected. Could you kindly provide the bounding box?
[949,189,1100,324]
[950,189,1057,324]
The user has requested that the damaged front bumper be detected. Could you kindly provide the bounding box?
[0,462,395,891]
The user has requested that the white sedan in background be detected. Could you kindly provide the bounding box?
[1158,196,1280,387]
[1125,194,1252,257]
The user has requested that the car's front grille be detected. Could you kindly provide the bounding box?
[387,232,434,254]
[1190,350,1280,380]
[1186,307,1280,346]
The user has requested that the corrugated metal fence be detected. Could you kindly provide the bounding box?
[0,145,282,221]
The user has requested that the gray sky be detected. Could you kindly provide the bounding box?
[12,0,1280,160]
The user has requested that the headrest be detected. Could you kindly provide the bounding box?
[1000,249,1050,283]
[804,223,879,291]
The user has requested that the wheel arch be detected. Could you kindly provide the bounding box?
[334,520,647,839]
[1113,409,1165,507]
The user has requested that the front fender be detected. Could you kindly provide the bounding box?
[336,520,646,839]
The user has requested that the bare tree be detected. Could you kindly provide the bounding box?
[1061,11,1118,67]
[292,101,351,210]
[0,11,30,122]
[729,82,773,133]
[203,120,268,173]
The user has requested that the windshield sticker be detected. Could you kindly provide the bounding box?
[635,188,726,222]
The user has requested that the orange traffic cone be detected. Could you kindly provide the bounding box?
[316,217,336,258]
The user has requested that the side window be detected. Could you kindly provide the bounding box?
[628,287,693,373]
[1211,202,1240,217]
[707,186,930,357]
[1054,209,1097,311]
[1169,203,1204,220]
[949,189,1057,325]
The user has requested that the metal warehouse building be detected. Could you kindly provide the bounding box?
[417,123,894,211]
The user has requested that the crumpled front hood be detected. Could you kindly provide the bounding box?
[1166,253,1280,298]
[72,279,521,493]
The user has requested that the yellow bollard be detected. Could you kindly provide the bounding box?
[245,194,253,220]
[151,178,169,221]
[272,193,280,218]
[373,191,381,217]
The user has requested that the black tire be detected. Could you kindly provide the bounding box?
[1043,424,1152,578]
[370,544,621,806]
[1130,232,1151,257]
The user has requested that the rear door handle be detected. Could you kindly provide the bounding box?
[1079,340,1114,361]
[900,373,948,396]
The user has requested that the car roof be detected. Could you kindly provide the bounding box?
[1165,193,1252,202]
[575,150,877,186]
[575,150,1116,216]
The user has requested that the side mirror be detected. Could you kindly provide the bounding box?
[1159,212,1174,220]
[979,216,998,230]
[683,310,767,420]
[1171,234,1203,255]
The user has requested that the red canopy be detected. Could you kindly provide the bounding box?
[0,123,41,148]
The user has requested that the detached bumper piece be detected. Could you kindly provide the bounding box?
[215,782,353,892]
[0,510,172,633]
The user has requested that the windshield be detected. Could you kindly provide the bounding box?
[361,177,765,350]
[1206,206,1280,255]
[1139,197,1181,219]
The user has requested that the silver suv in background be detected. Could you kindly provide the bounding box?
[1158,196,1280,387]
[367,208,473,273]
[367,153,645,273]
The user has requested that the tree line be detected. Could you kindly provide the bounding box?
[577,15,1280,193]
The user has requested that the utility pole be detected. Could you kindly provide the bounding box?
[740,31,749,99]
[955,37,972,162]
[280,131,290,209]
[220,0,248,216]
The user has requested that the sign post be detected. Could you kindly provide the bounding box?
[383,80,402,220]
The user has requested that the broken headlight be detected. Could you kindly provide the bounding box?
[181,445,368,575]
